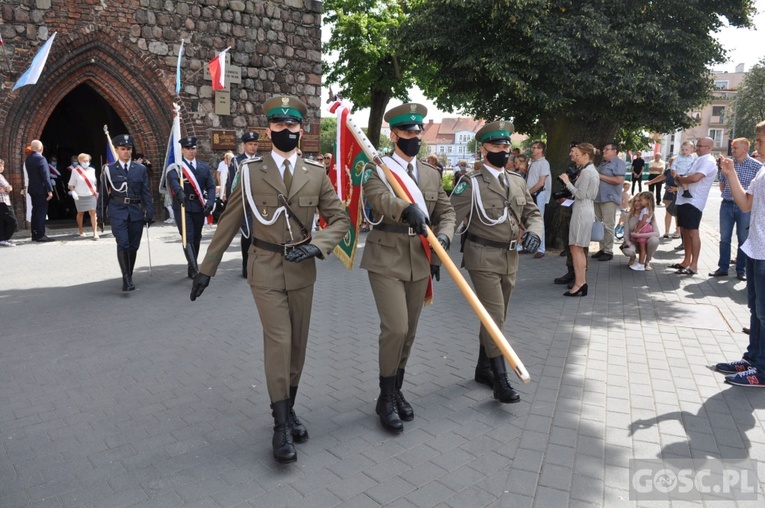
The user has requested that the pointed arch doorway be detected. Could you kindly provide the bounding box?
[40,84,128,221]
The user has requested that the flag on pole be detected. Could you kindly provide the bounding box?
[325,98,367,269]
[159,104,182,195]
[175,40,184,95]
[208,47,230,91]
[12,32,57,91]
[0,33,4,45]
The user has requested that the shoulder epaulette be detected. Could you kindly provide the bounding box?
[303,158,324,168]
[241,156,263,167]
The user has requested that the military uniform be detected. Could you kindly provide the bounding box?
[102,134,154,291]
[361,103,456,433]
[450,121,542,403]
[228,133,260,278]
[194,96,350,464]
[166,137,216,277]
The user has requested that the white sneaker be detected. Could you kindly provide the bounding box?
[630,262,645,271]
[164,218,175,224]
[0,240,11,247]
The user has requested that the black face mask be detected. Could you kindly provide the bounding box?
[485,150,510,168]
[396,136,422,157]
[270,128,300,153]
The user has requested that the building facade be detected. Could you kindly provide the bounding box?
[0,0,321,223]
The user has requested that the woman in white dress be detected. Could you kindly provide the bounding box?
[67,153,99,239]
[559,143,600,296]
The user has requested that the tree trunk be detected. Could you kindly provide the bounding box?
[541,116,619,250]
[367,88,392,149]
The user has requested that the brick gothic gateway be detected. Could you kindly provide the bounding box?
[0,0,323,225]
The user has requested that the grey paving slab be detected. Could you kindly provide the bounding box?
[1,187,764,506]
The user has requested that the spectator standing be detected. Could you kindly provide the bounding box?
[67,153,99,239]
[559,143,600,296]
[591,142,626,262]
[527,141,551,258]
[216,152,235,193]
[0,159,18,246]
[514,154,529,179]
[670,141,697,250]
[647,156,679,238]
[26,140,54,242]
[647,153,666,206]
[714,121,765,387]
[631,153,645,194]
[553,141,583,289]
[673,137,718,275]
[453,159,469,188]
[710,137,762,281]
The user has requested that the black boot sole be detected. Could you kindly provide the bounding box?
[474,373,494,388]
[273,453,297,464]
[292,431,309,443]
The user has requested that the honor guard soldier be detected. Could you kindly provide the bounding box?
[361,103,456,433]
[166,136,216,278]
[190,96,350,464]
[101,134,154,291]
[228,132,261,278]
[450,121,543,403]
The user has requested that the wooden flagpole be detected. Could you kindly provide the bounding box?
[338,102,530,383]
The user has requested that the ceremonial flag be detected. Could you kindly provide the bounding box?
[12,32,57,91]
[159,104,182,195]
[208,47,230,91]
[326,99,366,269]
[0,34,4,45]
[175,40,184,94]
[105,139,116,165]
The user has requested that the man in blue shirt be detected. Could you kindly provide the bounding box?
[710,137,762,281]
[591,143,626,261]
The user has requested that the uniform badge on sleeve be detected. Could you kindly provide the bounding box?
[362,167,374,184]
[453,181,467,195]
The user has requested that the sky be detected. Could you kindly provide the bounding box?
[321,2,765,125]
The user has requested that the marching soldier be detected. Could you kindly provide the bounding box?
[450,121,542,403]
[361,103,456,433]
[227,132,260,278]
[189,96,350,464]
[166,136,216,278]
[101,134,154,291]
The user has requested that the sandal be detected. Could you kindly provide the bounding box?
[675,267,696,275]
[669,263,685,270]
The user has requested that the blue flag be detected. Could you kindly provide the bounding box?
[13,32,57,91]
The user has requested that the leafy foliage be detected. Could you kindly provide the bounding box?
[323,0,417,147]
[728,58,765,140]
[320,117,338,154]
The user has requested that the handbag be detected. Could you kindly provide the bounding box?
[667,195,677,216]
[591,220,605,242]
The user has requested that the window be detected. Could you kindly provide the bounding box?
[709,129,724,146]
[439,145,445,154]
[447,146,453,154]
[711,106,726,124]
[714,80,729,90]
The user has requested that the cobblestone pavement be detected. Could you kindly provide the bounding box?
[1,187,764,507]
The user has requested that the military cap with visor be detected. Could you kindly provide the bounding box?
[112,134,135,147]
[263,95,308,124]
[475,121,514,145]
[385,103,428,132]
[179,136,198,148]
[241,132,259,143]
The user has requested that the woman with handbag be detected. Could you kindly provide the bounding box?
[647,156,679,238]
[559,143,600,296]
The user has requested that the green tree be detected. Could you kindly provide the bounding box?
[728,58,765,140]
[320,117,338,154]
[323,0,417,149]
[405,0,754,175]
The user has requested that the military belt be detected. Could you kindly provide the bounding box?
[466,232,517,250]
[113,197,142,205]
[251,237,296,256]
[373,223,418,236]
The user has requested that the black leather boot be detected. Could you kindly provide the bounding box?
[270,399,297,463]
[241,235,249,278]
[553,270,575,285]
[489,356,521,403]
[117,250,130,291]
[474,345,494,388]
[395,369,413,421]
[375,376,403,433]
[183,246,198,279]
[127,250,137,290]
[289,386,309,443]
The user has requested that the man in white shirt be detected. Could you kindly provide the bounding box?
[673,137,717,275]
[715,121,765,387]
[526,141,551,258]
